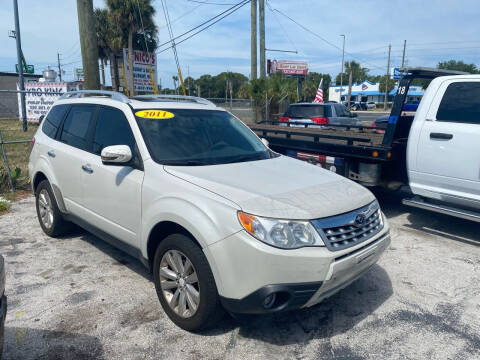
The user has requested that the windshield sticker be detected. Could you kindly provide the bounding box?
[135,110,175,119]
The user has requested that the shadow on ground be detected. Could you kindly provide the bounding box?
[3,326,104,360]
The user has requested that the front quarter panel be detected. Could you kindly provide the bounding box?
[140,160,242,257]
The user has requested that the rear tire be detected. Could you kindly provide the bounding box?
[35,180,71,237]
[153,233,224,331]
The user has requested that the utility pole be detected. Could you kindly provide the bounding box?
[259,0,266,78]
[76,0,100,90]
[13,0,27,132]
[250,0,257,80]
[57,53,62,81]
[347,70,353,109]
[401,40,407,68]
[384,44,391,111]
[340,35,345,103]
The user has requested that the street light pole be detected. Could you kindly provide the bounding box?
[13,0,27,132]
[340,35,345,103]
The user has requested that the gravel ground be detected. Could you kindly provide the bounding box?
[0,190,479,360]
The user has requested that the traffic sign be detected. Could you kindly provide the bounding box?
[15,64,34,74]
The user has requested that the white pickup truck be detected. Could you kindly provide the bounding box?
[403,71,480,221]
[250,67,480,222]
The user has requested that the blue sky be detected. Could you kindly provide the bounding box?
[1,0,480,88]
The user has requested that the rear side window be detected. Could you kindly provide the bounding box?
[93,106,136,155]
[334,104,351,117]
[42,105,68,139]
[60,105,96,151]
[436,82,480,124]
[285,105,325,118]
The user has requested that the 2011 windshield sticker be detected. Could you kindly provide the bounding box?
[135,110,174,119]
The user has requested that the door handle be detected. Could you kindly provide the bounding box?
[81,164,93,174]
[47,151,56,158]
[430,132,453,140]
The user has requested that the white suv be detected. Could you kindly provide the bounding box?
[29,91,390,331]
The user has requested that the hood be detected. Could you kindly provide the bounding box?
[164,155,375,219]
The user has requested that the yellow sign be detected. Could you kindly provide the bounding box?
[135,110,175,119]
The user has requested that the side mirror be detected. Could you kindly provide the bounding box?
[101,145,132,165]
[261,138,269,148]
[38,115,45,124]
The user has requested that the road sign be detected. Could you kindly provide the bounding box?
[392,67,403,80]
[15,64,34,74]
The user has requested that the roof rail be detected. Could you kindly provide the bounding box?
[132,94,215,107]
[58,90,130,103]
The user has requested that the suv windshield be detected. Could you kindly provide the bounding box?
[135,109,275,166]
[285,104,330,118]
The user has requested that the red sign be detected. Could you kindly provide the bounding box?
[270,60,308,76]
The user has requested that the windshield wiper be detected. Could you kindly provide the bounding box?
[225,154,265,164]
[163,160,212,166]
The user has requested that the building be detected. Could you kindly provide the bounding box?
[328,80,424,103]
[0,71,42,118]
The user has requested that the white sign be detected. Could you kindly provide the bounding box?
[17,82,67,122]
[122,48,157,93]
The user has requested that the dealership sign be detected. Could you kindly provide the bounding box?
[123,49,158,93]
[269,60,308,76]
[17,82,67,122]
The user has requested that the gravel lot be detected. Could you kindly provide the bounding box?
[0,190,479,360]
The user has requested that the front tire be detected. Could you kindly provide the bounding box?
[153,234,223,331]
[35,180,71,237]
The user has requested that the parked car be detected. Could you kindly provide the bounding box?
[0,255,6,358]
[29,91,390,331]
[366,102,376,109]
[371,115,389,133]
[280,102,362,127]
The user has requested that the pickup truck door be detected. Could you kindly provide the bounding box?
[414,79,480,208]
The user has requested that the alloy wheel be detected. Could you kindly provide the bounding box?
[38,189,54,229]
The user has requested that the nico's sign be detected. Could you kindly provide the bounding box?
[123,49,158,93]
[17,82,67,122]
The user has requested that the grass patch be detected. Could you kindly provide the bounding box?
[0,119,38,193]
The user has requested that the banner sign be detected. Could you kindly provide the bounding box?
[17,82,67,122]
[269,60,308,76]
[122,48,157,93]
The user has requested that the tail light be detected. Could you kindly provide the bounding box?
[280,116,291,122]
[311,117,329,125]
[371,121,376,127]
[31,136,36,147]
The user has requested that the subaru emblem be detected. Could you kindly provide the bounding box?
[354,213,367,227]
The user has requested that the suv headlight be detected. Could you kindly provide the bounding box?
[238,212,325,249]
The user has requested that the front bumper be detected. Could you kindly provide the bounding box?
[206,219,390,314]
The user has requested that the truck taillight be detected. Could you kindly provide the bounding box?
[311,117,329,125]
[280,116,291,122]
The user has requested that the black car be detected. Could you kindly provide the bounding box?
[372,115,389,133]
[0,255,6,358]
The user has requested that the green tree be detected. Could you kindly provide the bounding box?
[437,60,479,73]
[335,61,369,85]
[106,0,156,96]
[303,72,332,102]
[378,74,395,100]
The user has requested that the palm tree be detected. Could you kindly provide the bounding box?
[94,8,110,88]
[106,0,156,96]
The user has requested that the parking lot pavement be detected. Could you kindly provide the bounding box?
[354,111,389,124]
[0,192,479,360]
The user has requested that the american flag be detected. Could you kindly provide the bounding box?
[313,78,324,103]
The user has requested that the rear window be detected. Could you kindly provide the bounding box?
[285,105,329,118]
[436,82,480,124]
[60,105,96,151]
[42,105,69,139]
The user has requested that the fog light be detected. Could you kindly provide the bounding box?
[263,293,276,309]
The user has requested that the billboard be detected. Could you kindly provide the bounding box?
[123,49,158,93]
[17,82,67,122]
[269,60,308,76]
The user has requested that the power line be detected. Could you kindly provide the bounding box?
[186,0,237,4]
[157,0,249,49]
[157,0,250,54]
[158,3,203,30]
[270,6,385,70]
[265,0,297,54]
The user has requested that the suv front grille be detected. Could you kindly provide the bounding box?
[311,201,383,251]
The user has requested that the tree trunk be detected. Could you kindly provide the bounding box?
[128,29,135,96]
[110,53,119,91]
[100,58,106,88]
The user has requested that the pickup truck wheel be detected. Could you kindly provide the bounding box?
[153,234,223,331]
[35,180,71,237]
